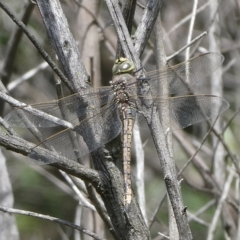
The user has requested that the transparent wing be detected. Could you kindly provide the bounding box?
[140,52,224,95]
[5,53,223,128]
[5,89,112,128]
[29,103,122,163]
[153,95,229,130]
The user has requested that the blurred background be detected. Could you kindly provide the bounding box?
[0,0,239,239]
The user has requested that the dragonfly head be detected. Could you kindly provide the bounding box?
[112,58,135,75]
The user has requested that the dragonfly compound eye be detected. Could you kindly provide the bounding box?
[112,58,135,75]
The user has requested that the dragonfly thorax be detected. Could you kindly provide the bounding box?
[111,73,136,107]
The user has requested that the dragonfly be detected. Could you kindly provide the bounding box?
[4,52,229,209]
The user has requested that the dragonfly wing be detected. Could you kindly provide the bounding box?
[153,95,229,130]
[146,52,224,95]
[4,108,62,128]
[5,89,112,128]
[29,103,122,163]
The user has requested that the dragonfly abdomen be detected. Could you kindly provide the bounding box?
[121,107,136,209]
[111,71,137,210]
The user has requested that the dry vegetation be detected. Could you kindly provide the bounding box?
[0,0,239,239]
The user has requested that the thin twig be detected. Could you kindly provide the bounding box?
[0,82,44,142]
[188,199,216,223]
[177,117,218,177]
[0,1,35,85]
[158,232,170,239]
[0,1,73,91]
[133,125,147,222]
[211,127,240,176]
[0,116,18,135]
[186,0,198,61]
[207,168,235,240]
[71,0,116,56]
[165,0,211,38]
[86,184,117,239]
[0,206,104,240]
[148,193,167,228]
[59,170,96,211]
[167,32,207,62]
[0,91,73,130]
[187,211,209,226]
[7,62,49,91]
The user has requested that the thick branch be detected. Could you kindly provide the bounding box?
[134,0,162,57]
[22,1,149,239]
[0,132,100,184]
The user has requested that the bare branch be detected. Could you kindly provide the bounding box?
[0,206,104,240]
[0,1,73,91]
